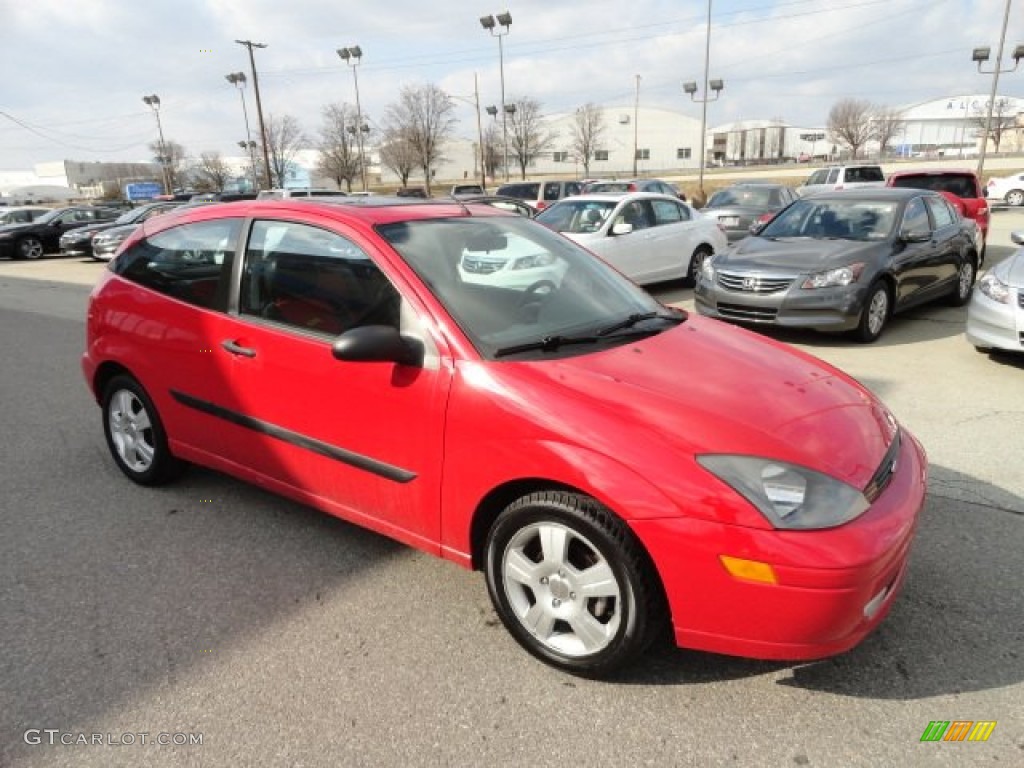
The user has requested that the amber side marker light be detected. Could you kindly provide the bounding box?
[720,555,778,584]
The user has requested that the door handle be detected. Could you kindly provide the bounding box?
[221,339,257,358]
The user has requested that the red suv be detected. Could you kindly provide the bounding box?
[887,169,989,257]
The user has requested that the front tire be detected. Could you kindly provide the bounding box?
[17,236,44,260]
[854,281,891,343]
[101,375,183,485]
[484,491,664,676]
[1006,189,1024,207]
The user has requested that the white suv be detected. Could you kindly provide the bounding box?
[798,165,885,196]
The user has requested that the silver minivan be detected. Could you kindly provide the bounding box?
[495,180,583,211]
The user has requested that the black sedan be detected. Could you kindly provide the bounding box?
[0,206,119,260]
[695,188,979,342]
[702,182,798,242]
[59,201,183,259]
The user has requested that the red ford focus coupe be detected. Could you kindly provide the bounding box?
[82,198,926,676]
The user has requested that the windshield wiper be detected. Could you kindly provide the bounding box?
[595,309,685,337]
[494,334,600,357]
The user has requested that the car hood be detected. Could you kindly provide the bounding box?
[718,236,884,272]
[494,316,896,491]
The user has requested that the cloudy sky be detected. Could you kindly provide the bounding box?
[0,0,1018,170]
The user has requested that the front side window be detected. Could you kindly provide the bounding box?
[901,197,931,235]
[240,220,400,337]
[114,218,240,309]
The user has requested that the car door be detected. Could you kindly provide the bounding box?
[213,216,450,550]
[891,195,941,306]
[923,194,966,293]
[591,199,660,283]
[109,216,244,458]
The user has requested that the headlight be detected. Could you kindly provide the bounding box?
[510,253,555,270]
[800,263,864,289]
[697,455,870,529]
[977,273,1010,304]
[700,254,716,282]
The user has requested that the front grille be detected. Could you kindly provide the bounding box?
[716,302,778,322]
[462,258,504,275]
[864,431,901,502]
[717,271,792,294]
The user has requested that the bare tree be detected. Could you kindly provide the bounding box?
[970,98,1017,153]
[872,106,906,156]
[316,103,363,191]
[384,84,456,195]
[571,103,606,176]
[148,139,188,191]
[263,113,307,188]
[506,97,555,180]
[378,126,417,187]
[481,122,503,180]
[191,151,232,192]
[827,98,875,160]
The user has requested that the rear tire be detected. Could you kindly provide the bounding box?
[484,490,665,677]
[948,258,975,307]
[101,375,184,486]
[1006,189,1024,207]
[686,245,713,287]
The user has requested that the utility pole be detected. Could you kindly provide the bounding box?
[235,39,273,190]
[633,74,641,176]
[474,73,486,190]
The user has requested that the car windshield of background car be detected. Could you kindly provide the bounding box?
[708,187,773,208]
[377,216,662,358]
[535,200,615,234]
[760,199,897,241]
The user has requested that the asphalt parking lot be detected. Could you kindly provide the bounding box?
[0,210,1022,767]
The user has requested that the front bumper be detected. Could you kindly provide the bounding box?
[965,286,1023,352]
[631,431,927,660]
[695,271,866,333]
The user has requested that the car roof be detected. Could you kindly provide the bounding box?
[553,192,683,203]
[806,188,930,201]
[144,197,517,230]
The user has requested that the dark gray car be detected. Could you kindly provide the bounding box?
[702,182,798,242]
[695,188,979,342]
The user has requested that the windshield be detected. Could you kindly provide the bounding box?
[33,208,64,225]
[707,187,775,208]
[377,216,664,359]
[535,199,616,234]
[759,198,898,241]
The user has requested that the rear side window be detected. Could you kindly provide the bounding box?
[901,198,931,234]
[114,218,241,310]
[543,182,562,201]
[826,169,840,184]
[846,167,884,183]
[651,199,689,224]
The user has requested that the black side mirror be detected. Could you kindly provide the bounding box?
[332,325,423,367]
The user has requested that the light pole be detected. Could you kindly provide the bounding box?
[337,46,368,192]
[142,94,171,193]
[633,74,641,176]
[238,140,259,192]
[226,73,259,191]
[235,39,273,190]
[480,12,512,182]
[683,0,721,203]
[971,0,1024,179]
[449,76,488,190]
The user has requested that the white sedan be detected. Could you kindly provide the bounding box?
[966,230,1024,354]
[535,192,727,285]
[985,172,1024,207]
